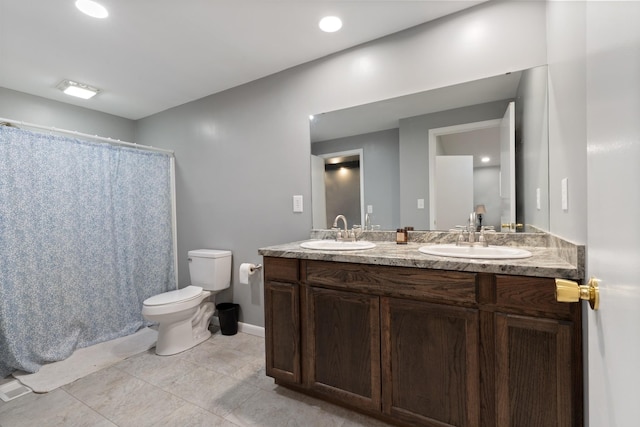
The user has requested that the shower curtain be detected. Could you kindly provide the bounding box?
[0,125,176,377]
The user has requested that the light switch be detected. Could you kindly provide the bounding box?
[293,195,303,213]
[367,205,373,214]
[561,178,568,211]
[536,188,541,210]
[417,199,425,209]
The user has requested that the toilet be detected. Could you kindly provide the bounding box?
[142,249,232,355]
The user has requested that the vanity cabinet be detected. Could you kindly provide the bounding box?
[381,297,480,426]
[264,257,301,384]
[488,275,583,427]
[304,285,381,411]
[262,256,583,427]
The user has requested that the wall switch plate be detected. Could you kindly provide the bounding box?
[293,195,303,213]
[536,188,541,210]
[367,205,373,214]
[417,198,425,209]
[561,178,568,211]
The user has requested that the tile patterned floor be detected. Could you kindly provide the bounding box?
[0,329,394,427]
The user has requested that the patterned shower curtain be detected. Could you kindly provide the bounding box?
[0,126,176,377]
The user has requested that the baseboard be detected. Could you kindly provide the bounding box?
[238,322,265,337]
[211,316,265,338]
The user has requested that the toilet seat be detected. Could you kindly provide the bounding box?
[144,286,203,307]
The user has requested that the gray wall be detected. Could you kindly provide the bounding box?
[134,0,547,327]
[516,66,550,232]
[324,166,361,230]
[312,128,400,230]
[0,87,135,142]
[1,1,549,328]
[398,100,512,229]
[474,166,501,230]
[547,1,588,244]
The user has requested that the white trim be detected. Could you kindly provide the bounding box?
[169,157,179,289]
[428,119,501,229]
[238,322,265,338]
[211,317,265,338]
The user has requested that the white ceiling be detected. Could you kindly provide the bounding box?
[0,0,484,120]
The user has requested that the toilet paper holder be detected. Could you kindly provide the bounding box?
[239,262,263,285]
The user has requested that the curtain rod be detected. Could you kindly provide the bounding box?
[0,117,174,156]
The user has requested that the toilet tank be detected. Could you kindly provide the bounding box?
[187,249,232,291]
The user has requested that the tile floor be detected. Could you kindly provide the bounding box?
[0,329,394,427]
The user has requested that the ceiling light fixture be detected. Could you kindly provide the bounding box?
[57,79,101,99]
[75,0,109,19]
[319,16,342,33]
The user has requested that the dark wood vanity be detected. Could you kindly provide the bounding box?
[262,253,583,427]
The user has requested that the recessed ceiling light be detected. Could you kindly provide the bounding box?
[75,0,109,19]
[481,156,490,163]
[319,16,342,33]
[57,80,101,99]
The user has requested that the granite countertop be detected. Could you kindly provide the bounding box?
[258,231,585,280]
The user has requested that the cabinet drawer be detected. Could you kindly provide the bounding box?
[495,275,573,318]
[305,260,477,304]
[264,257,299,282]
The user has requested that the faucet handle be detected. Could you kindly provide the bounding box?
[348,227,359,241]
[331,227,343,240]
[478,226,495,246]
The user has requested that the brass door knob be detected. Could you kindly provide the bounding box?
[555,277,600,310]
[501,223,524,230]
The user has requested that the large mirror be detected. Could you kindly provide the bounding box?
[310,65,549,232]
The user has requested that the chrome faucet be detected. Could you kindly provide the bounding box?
[332,214,356,241]
[468,212,476,244]
[454,212,493,247]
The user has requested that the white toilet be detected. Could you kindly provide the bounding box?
[142,249,232,355]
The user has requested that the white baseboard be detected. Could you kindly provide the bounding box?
[211,317,265,338]
[238,322,265,337]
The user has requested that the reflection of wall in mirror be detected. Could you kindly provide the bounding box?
[474,167,501,229]
[324,165,360,229]
[312,129,400,230]
[400,100,513,230]
[516,66,549,231]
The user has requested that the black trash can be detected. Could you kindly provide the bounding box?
[216,303,239,336]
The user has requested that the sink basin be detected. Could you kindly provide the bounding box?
[300,240,376,251]
[418,244,532,259]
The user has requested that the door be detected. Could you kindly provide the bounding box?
[264,258,301,384]
[381,297,480,427]
[435,155,473,230]
[499,102,515,232]
[305,286,381,411]
[494,314,575,427]
[585,3,640,426]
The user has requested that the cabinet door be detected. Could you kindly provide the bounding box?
[495,313,575,427]
[264,280,300,383]
[305,286,381,411]
[381,297,480,427]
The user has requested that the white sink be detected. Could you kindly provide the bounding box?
[300,240,376,251]
[418,244,532,260]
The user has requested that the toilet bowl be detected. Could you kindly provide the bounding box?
[142,249,231,355]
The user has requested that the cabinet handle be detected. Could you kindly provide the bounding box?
[555,277,600,310]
